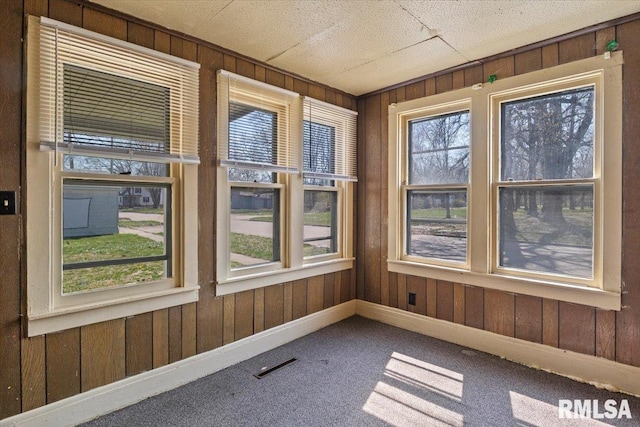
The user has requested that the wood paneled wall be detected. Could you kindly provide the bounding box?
[357,18,640,368]
[0,0,356,419]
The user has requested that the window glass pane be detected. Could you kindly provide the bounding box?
[229,102,277,165]
[227,167,275,183]
[501,87,594,181]
[62,182,170,294]
[63,155,168,176]
[409,111,470,185]
[303,190,337,257]
[498,186,593,278]
[407,190,467,262]
[303,120,335,186]
[230,187,280,268]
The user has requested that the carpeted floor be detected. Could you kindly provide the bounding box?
[82,316,640,426]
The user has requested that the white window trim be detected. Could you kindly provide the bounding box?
[26,17,200,336]
[216,74,355,295]
[389,52,622,310]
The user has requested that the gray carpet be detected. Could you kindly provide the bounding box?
[82,316,640,426]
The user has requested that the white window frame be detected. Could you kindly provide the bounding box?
[26,17,200,336]
[216,72,355,296]
[389,52,623,310]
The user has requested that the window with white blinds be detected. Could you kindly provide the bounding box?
[29,16,200,164]
[303,97,357,181]
[217,70,302,173]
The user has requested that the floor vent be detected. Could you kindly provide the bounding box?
[254,358,297,379]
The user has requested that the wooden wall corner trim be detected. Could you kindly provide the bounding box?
[355,300,640,398]
[0,301,356,427]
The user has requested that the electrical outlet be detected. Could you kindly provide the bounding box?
[408,292,416,306]
[0,191,16,215]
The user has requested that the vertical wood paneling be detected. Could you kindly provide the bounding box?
[426,278,437,318]
[559,33,595,64]
[464,65,483,87]
[364,94,382,303]
[21,337,46,412]
[308,84,325,101]
[452,70,465,90]
[542,299,559,347]
[50,0,82,27]
[46,329,80,403]
[181,303,197,358]
[405,81,425,100]
[356,98,366,301]
[152,309,169,368]
[292,279,308,320]
[397,273,407,310]
[307,276,324,315]
[596,309,616,360]
[266,68,285,88]
[406,275,426,315]
[395,86,406,103]
[389,272,398,308]
[235,290,254,340]
[0,0,23,417]
[435,74,453,94]
[223,294,235,345]
[616,18,640,368]
[293,79,309,97]
[25,0,48,16]
[236,58,255,78]
[514,49,542,75]
[541,44,559,68]
[464,286,484,329]
[284,282,293,322]
[127,22,154,49]
[341,269,351,303]
[558,302,595,355]
[483,56,515,82]
[515,295,542,343]
[265,284,285,330]
[154,30,171,54]
[379,90,390,307]
[254,288,265,334]
[81,320,126,392]
[333,272,342,305]
[255,65,266,82]
[197,44,224,354]
[425,77,436,96]
[596,27,616,55]
[125,313,153,376]
[453,283,465,325]
[168,306,182,363]
[324,273,335,309]
[484,290,515,337]
[83,8,127,40]
[436,280,454,322]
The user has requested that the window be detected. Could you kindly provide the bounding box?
[26,17,200,336]
[216,72,356,294]
[389,53,622,309]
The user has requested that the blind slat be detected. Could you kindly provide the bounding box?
[303,97,357,181]
[29,16,199,164]
[217,70,301,174]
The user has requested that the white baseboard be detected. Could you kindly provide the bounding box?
[355,299,640,397]
[1,300,356,427]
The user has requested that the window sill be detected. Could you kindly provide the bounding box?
[388,260,620,310]
[27,286,199,337]
[217,258,354,295]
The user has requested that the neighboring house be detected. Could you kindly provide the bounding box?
[63,185,119,238]
[119,186,164,209]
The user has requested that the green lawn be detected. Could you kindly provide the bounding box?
[118,219,163,228]
[62,233,165,293]
[246,211,331,226]
[230,232,330,266]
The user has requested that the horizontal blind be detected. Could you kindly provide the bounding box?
[303,97,357,181]
[30,16,200,164]
[217,70,301,173]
